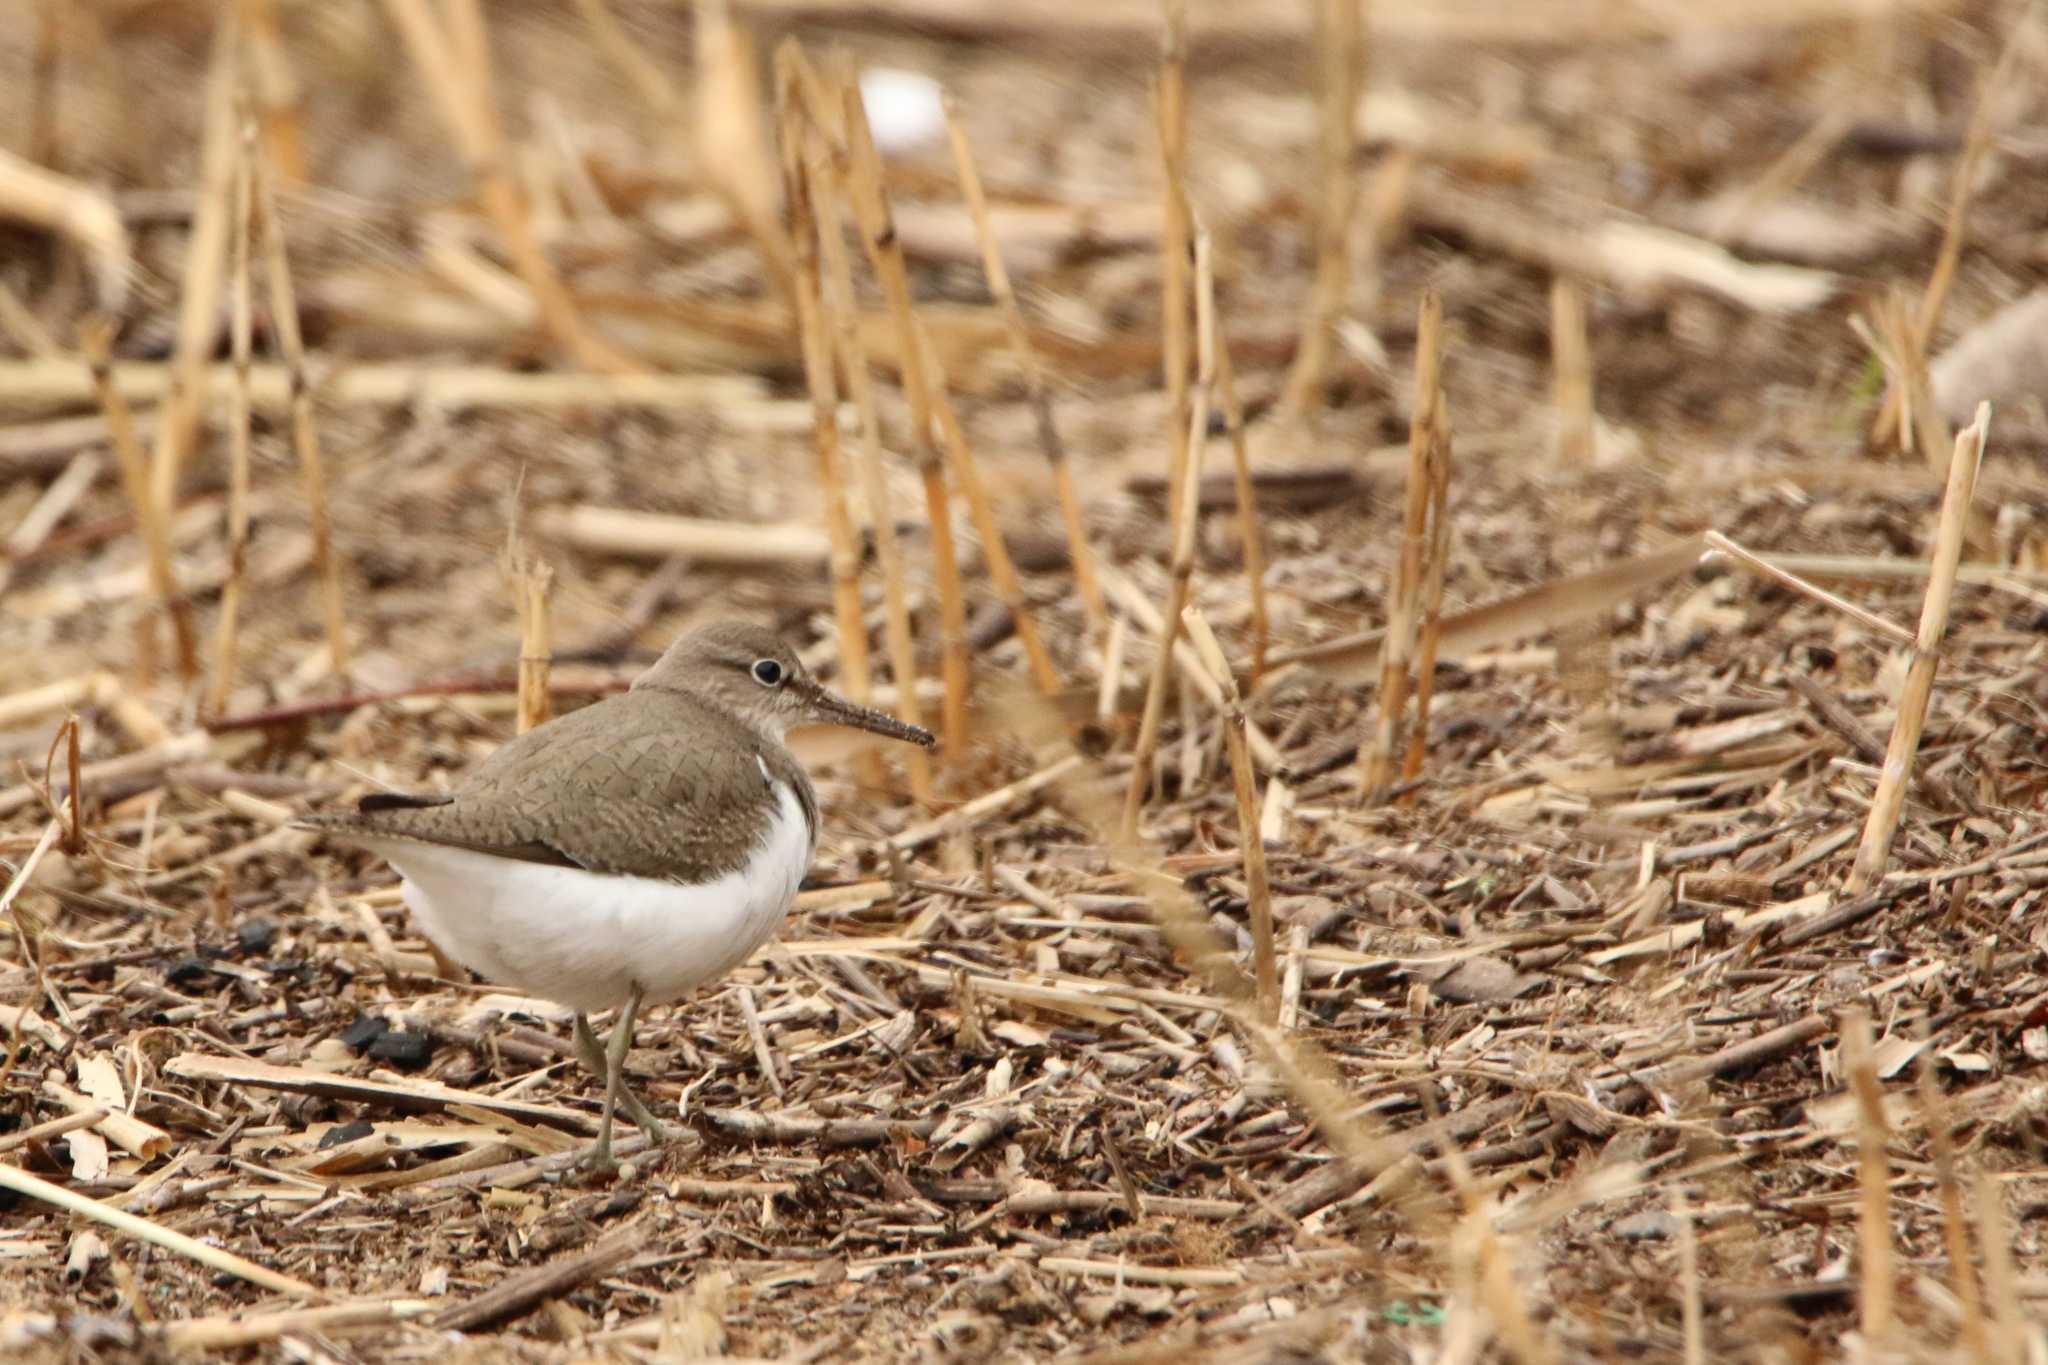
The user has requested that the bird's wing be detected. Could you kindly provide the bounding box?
[296,695,787,881]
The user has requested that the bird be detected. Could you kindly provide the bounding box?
[296,620,935,1169]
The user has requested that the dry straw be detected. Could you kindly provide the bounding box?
[839,79,972,760]
[1280,0,1365,415]
[1846,403,1989,893]
[206,115,259,717]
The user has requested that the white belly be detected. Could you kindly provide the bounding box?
[359,783,812,1013]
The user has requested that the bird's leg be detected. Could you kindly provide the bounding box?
[574,1006,670,1148]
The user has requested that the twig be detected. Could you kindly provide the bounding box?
[941,96,1107,633]
[1846,405,1988,893]
[249,107,350,685]
[1184,605,1276,1019]
[434,1223,641,1331]
[0,1161,319,1299]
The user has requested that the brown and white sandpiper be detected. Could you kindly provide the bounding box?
[297,620,934,1168]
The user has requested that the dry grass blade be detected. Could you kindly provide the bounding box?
[1846,404,1988,893]
[1703,529,1916,647]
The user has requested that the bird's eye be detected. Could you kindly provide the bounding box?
[751,658,785,687]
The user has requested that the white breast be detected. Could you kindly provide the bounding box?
[362,782,813,1013]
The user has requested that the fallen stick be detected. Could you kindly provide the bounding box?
[165,1053,599,1134]
[0,1161,319,1299]
[163,1299,436,1351]
[433,1224,642,1332]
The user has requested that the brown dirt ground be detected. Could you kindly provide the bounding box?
[3,1,2048,1361]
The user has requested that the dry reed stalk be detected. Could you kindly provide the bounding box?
[1549,275,1593,465]
[1362,287,1441,793]
[146,21,235,659]
[840,79,971,760]
[1183,606,1276,1020]
[1841,1008,1894,1343]
[513,554,555,735]
[1211,335,1270,685]
[918,328,1062,694]
[233,0,305,182]
[776,61,871,714]
[1975,1171,2023,1365]
[940,98,1107,634]
[1280,0,1365,415]
[1673,1185,1704,1365]
[1872,22,2022,449]
[81,323,196,685]
[249,112,350,686]
[1118,9,1194,839]
[29,0,60,170]
[1122,223,1213,837]
[0,148,129,313]
[1918,1050,1987,1363]
[695,1,799,306]
[1702,530,1916,647]
[380,0,636,373]
[1846,404,1988,893]
[206,118,258,719]
[1398,377,1451,790]
[805,137,932,806]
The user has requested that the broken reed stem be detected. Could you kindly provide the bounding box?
[1123,222,1211,839]
[918,327,1062,695]
[29,0,60,171]
[1918,1050,1987,1363]
[1183,606,1276,1020]
[1842,1008,1894,1344]
[777,64,871,715]
[147,22,236,639]
[1399,380,1451,791]
[1672,1185,1704,1365]
[232,0,305,182]
[1212,335,1270,687]
[1549,274,1593,466]
[941,97,1107,635]
[206,116,258,719]
[840,78,971,761]
[513,555,554,735]
[1280,0,1364,416]
[380,0,635,373]
[249,109,350,685]
[1846,403,1988,894]
[694,1,799,309]
[1702,530,1916,648]
[1363,287,1441,794]
[82,322,196,688]
[1119,8,1193,841]
[1976,1170,2023,1364]
[806,138,932,806]
[1872,21,2021,449]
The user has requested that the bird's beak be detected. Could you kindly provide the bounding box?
[798,680,936,748]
